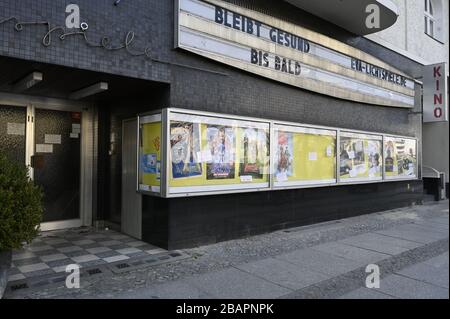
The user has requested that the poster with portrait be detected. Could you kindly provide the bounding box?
[367,140,382,178]
[275,131,293,181]
[384,137,417,178]
[239,127,269,179]
[340,137,361,177]
[206,125,236,179]
[397,139,416,176]
[340,133,382,181]
[384,139,396,173]
[170,121,202,179]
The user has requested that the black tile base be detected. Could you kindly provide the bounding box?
[142,180,423,250]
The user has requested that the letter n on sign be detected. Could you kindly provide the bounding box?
[423,62,448,122]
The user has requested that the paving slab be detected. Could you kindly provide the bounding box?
[185,267,291,299]
[236,257,330,290]
[406,223,449,235]
[339,232,422,256]
[427,216,449,225]
[276,248,362,277]
[413,220,449,231]
[339,287,395,299]
[375,224,447,244]
[377,273,449,299]
[422,252,449,268]
[396,255,449,289]
[114,280,215,299]
[311,242,391,265]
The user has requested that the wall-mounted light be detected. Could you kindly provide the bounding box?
[114,0,121,6]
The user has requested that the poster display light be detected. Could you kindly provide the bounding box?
[137,109,418,197]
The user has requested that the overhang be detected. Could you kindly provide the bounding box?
[284,0,399,35]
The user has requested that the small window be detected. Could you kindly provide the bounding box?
[424,0,444,42]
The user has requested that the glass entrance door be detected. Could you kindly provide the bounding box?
[33,108,81,223]
[0,105,27,165]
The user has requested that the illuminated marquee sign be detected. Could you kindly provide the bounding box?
[175,0,416,108]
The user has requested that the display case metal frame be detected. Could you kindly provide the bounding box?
[137,107,420,198]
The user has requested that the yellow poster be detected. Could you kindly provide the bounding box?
[275,130,336,183]
[140,122,161,188]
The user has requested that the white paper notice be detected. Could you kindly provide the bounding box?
[151,186,161,193]
[308,152,317,161]
[348,151,355,159]
[196,150,212,163]
[406,163,414,175]
[36,144,53,153]
[7,123,25,136]
[45,134,61,144]
[326,145,333,157]
[276,172,288,182]
[240,175,253,183]
[356,164,366,175]
[70,133,79,139]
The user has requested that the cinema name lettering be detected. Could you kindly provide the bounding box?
[177,0,415,107]
[214,6,409,83]
[214,6,305,77]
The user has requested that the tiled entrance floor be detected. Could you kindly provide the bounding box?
[8,227,170,283]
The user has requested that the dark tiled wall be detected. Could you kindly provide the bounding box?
[143,180,423,250]
[0,0,172,82]
[1,0,421,137]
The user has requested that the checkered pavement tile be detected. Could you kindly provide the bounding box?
[9,228,167,282]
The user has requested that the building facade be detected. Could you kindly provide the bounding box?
[0,0,442,249]
[365,0,449,197]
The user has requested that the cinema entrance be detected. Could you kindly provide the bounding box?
[0,94,95,231]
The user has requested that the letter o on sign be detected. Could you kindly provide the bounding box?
[434,107,443,118]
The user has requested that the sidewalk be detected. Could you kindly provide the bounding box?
[4,200,449,299]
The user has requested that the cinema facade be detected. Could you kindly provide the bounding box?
[0,0,424,249]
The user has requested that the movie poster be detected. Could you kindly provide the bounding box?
[367,140,382,177]
[275,131,293,181]
[396,139,416,176]
[339,137,366,178]
[170,121,202,179]
[384,140,396,173]
[239,128,269,178]
[139,121,161,191]
[206,125,236,179]
[384,138,416,177]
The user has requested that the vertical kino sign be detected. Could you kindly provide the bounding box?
[175,0,416,108]
[423,63,448,122]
